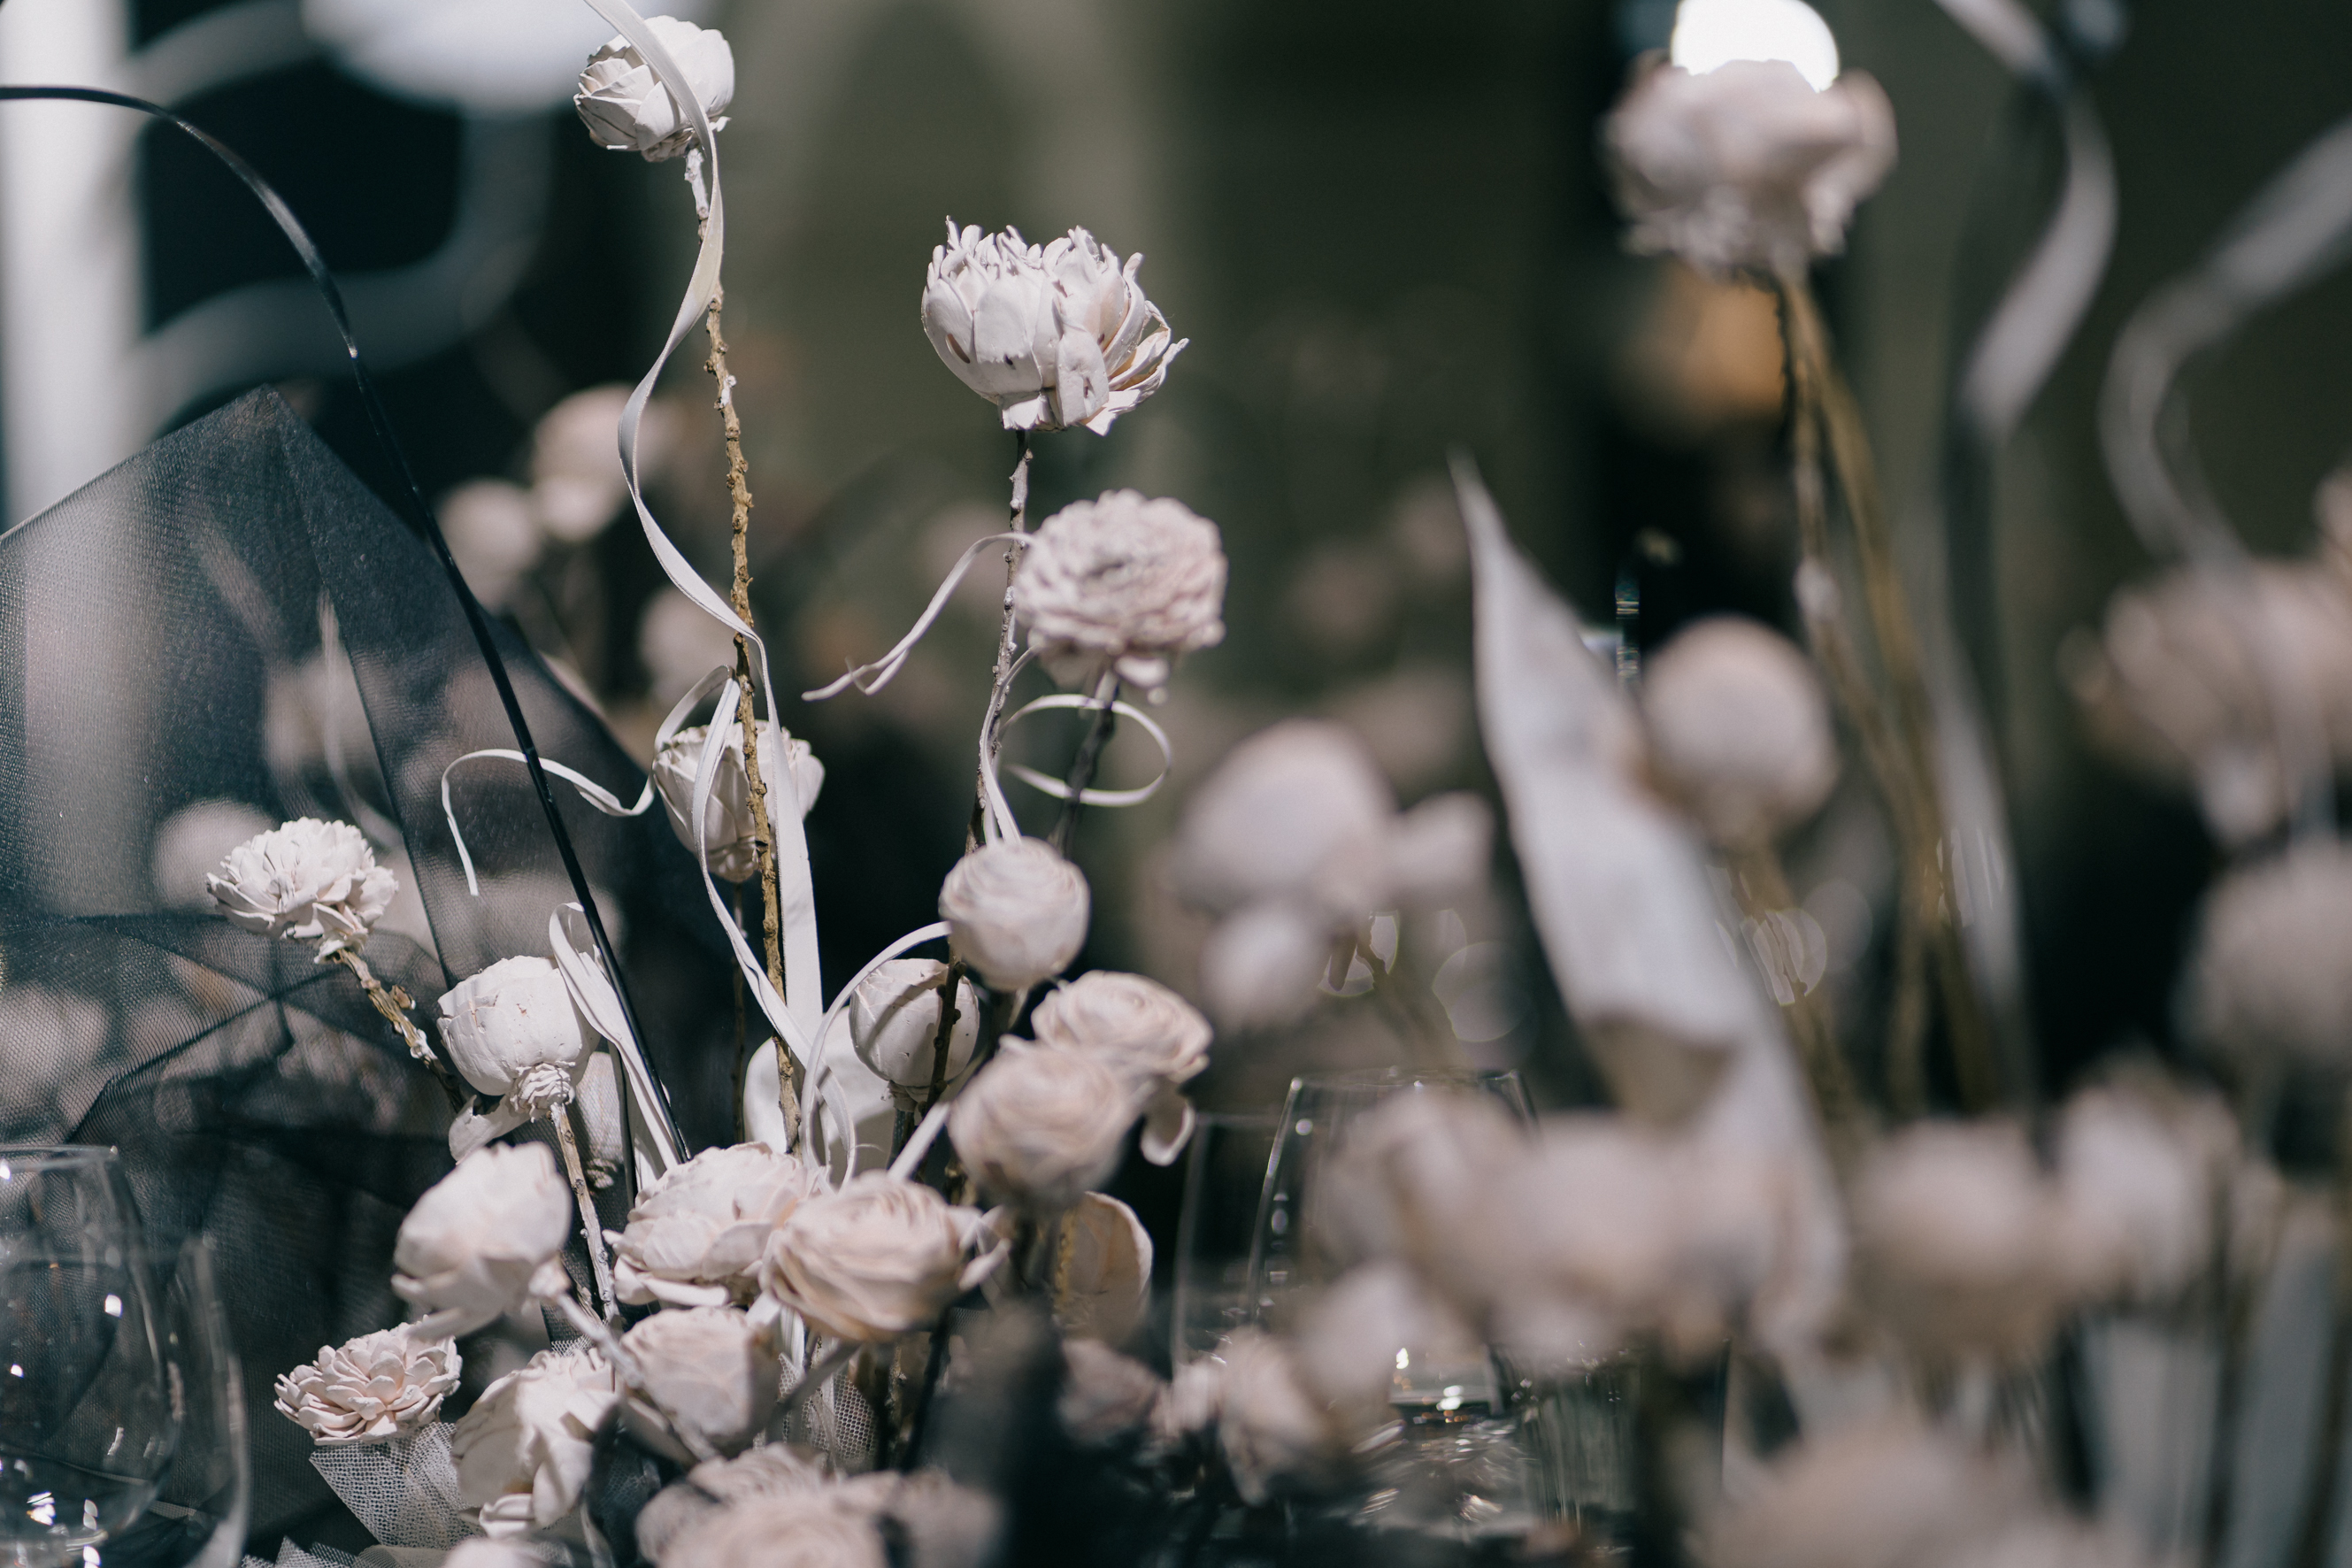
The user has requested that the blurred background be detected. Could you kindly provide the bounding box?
[3,0,2352,1249]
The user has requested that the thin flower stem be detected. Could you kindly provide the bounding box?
[551,1108,618,1322]
[919,961,968,1120]
[327,948,466,1108]
[1726,845,1865,1162]
[1049,674,1119,856]
[542,1286,721,1465]
[730,882,749,1143]
[972,434,1034,849]
[900,1313,956,1468]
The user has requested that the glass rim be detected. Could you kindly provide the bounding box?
[0,1143,120,1168]
[1286,1066,1524,1089]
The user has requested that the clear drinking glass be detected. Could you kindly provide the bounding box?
[1170,1112,1280,1368]
[101,1240,248,1568]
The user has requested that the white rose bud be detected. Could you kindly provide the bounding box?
[2183,842,2352,1072]
[758,1174,1005,1342]
[1206,1331,1344,1506]
[436,955,597,1118]
[847,959,980,1093]
[661,1494,887,1568]
[939,838,1090,992]
[573,16,734,163]
[618,1306,780,1463]
[1640,616,1838,849]
[609,1141,825,1308]
[207,817,396,956]
[392,1143,573,1339]
[1012,491,1227,691]
[650,721,825,884]
[273,1328,459,1447]
[1032,971,1212,1164]
[949,1041,1138,1212]
[2054,1080,2238,1305]
[452,1343,620,1540]
[1604,58,1895,278]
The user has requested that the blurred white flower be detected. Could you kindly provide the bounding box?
[1605,58,1895,278]
[273,1328,459,1447]
[949,1041,1137,1212]
[845,959,980,1095]
[1640,616,1837,848]
[1051,1192,1154,1342]
[574,16,733,162]
[1013,491,1226,691]
[2183,842,2352,1072]
[208,818,397,957]
[609,1141,825,1308]
[529,385,674,544]
[1204,1331,1344,1506]
[452,1342,620,1539]
[1032,971,1211,1164]
[641,587,742,708]
[1697,1416,2032,1568]
[636,1446,830,1564]
[392,1142,573,1338]
[921,221,1185,435]
[832,1469,1003,1568]
[650,721,825,884]
[659,1492,886,1568]
[153,800,274,910]
[619,1305,780,1463]
[1059,1339,1165,1445]
[442,1541,542,1568]
[2055,1079,2238,1304]
[759,1174,1006,1341]
[940,838,1091,992]
[436,955,596,1118]
[438,480,542,610]
[1289,1261,1480,1421]
[1316,1089,1528,1286]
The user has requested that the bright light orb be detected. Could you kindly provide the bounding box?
[1669,0,1841,91]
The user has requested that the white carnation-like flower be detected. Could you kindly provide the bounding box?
[1012,491,1226,691]
[949,1041,1138,1212]
[939,838,1091,992]
[2183,843,2352,1072]
[758,1174,1006,1341]
[207,818,396,957]
[650,721,825,884]
[1032,970,1213,1164]
[608,1141,825,1308]
[618,1305,780,1463]
[452,1343,620,1540]
[921,221,1186,435]
[1640,616,1837,848]
[273,1328,459,1447]
[392,1142,573,1339]
[845,959,980,1094]
[574,16,733,163]
[1605,58,1895,278]
[436,955,597,1118]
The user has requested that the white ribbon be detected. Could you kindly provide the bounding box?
[998,691,1174,808]
[803,532,1026,700]
[549,903,680,1173]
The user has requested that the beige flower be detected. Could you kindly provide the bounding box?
[1289,1261,1480,1423]
[618,1306,780,1463]
[636,1446,829,1564]
[1032,971,1211,1164]
[207,817,396,957]
[1315,1088,1528,1287]
[451,1343,619,1539]
[948,1041,1138,1212]
[2182,842,2352,1072]
[528,384,673,544]
[608,1141,825,1308]
[1051,1192,1155,1343]
[574,16,733,163]
[1059,1339,1166,1445]
[1204,1331,1345,1506]
[391,1142,573,1339]
[273,1328,459,1447]
[650,721,824,884]
[759,1174,1006,1341]
[1639,616,1837,848]
[659,1492,886,1568]
[1697,1416,2032,1568]
[436,955,596,1118]
[939,838,1091,992]
[1012,491,1226,690]
[832,1469,1003,1568]
[2054,1078,2238,1304]
[845,959,980,1094]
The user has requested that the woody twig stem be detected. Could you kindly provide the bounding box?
[971,434,1034,849]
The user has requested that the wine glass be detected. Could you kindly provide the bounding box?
[101,1240,248,1568]
[1170,1112,1280,1367]
[0,1147,178,1566]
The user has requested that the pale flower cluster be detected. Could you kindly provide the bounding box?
[2181,841,2352,1072]
[452,1343,620,1538]
[758,1173,1006,1341]
[1012,491,1227,692]
[608,1141,824,1307]
[207,817,396,957]
[273,1328,458,1446]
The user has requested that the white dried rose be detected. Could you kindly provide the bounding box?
[1640,616,1837,848]
[1012,491,1226,691]
[1194,902,1336,1031]
[436,955,596,1118]
[1315,1091,1532,1311]
[529,385,674,545]
[661,1492,887,1568]
[1698,1416,2033,1568]
[609,1141,825,1308]
[207,818,396,957]
[573,16,733,163]
[1172,721,1397,921]
[939,838,1091,992]
[650,721,825,884]
[2183,842,2352,1072]
[392,1142,573,1339]
[949,1041,1138,1212]
[759,1174,1006,1341]
[2055,1079,2238,1304]
[636,1446,829,1564]
[846,959,980,1094]
[452,1343,619,1540]
[1032,971,1212,1164]
[921,220,1185,435]
[1604,58,1895,278]
[1205,1330,1344,1506]
[1059,1339,1166,1445]
[618,1305,780,1463]
[273,1328,459,1447]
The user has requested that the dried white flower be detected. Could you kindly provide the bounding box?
[392,1142,573,1339]
[529,385,673,544]
[618,1305,780,1463]
[1032,971,1212,1164]
[442,1542,542,1568]
[1289,1261,1480,1421]
[921,221,1185,435]
[1640,616,1837,848]
[1204,1330,1345,1506]
[273,1328,459,1447]
[574,16,733,162]
[1697,1417,2032,1568]
[207,818,397,957]
[846,959,980,1094]
[832,1469,1003,1568]
[1052,1192,1155,1342]
[609,1141,825,1308]
[949,1041,1138,1212]
[2055,1079,2237,1304]
[2183,842,2352,1072]
[1605,58,1895,278]
[436,955,596,1118]
[939,838,1091,992]
[439,480,542,611]
[636,1446,830,1564]
[1316,1089,1528,1285]
[1059,1339,1165,1445]
[1012,491,1226,691]
[759,1174,1006,1341]
[452,1343,620,1540]
[650,721,825,884]
[659,1492,887,1568]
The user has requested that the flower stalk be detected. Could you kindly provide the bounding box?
[551,1108,619,1321]
[971,435,1034,847]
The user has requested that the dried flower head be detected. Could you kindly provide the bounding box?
[273,1328,459,1447]
[1202,1330,1346,1506]
[832,1467,1004,1568]
[574,16,733,162]
[207,817,396,957]
[2183,842,2352,1073]
[392,1142,573,1339]
[949,1041,1138,1212]
[1059,1338,1166,1445]
[1640,616,1837,848]
[1051,1192,1155,1343]
[529,384,673,544]
[845,959,980,1094]
[939,837,1091,992]
[452,1342,620,1539]
[1013,491,1226,691]
[636,1446,829,1564]
[618,1305,780,1463]
[759,1174,1006,1341]
[1032,970,1212,1164]
[2055,1077,2238,1304]
[609,1141,825,1308]
[436,955,596,1118]
[659,1492,887,1568]
[650,721,824,884]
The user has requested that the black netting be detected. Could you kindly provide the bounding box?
[0,388,736,1546]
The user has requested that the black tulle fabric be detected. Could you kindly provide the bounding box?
[0,389,736,1546]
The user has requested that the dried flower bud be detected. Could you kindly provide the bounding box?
[273,1328,459,1447]
[846,959,980,1092]
[1032,971,1211,1163]
[2183,843,2352,1072]
[436,955,596,1117]
[2054,1079,2237,1305]
[660,1493,886,1568]
[1604,58,1895,278]
[939,838,1091,991]
[637,1447,830,1564]
[1641,617,1837,848]
[949,1041,1137,1212]
[392,1142,573,1339]
[452,1343,619,1539]
[1172,721,1396,921]
[1052,1192,1155,1343]
[921,221,1185,435]
[574,16,733,163]
[650,721,824,885]
[1013,491,1226,690]
[619,1305,780,1463]
[207,817,396,957]
[1203,1331,1345,1506]
[759,1174,1006,1341]
[1059,1339,1166,1445]
[529,385,673,544]
[609,1141,825,1308]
